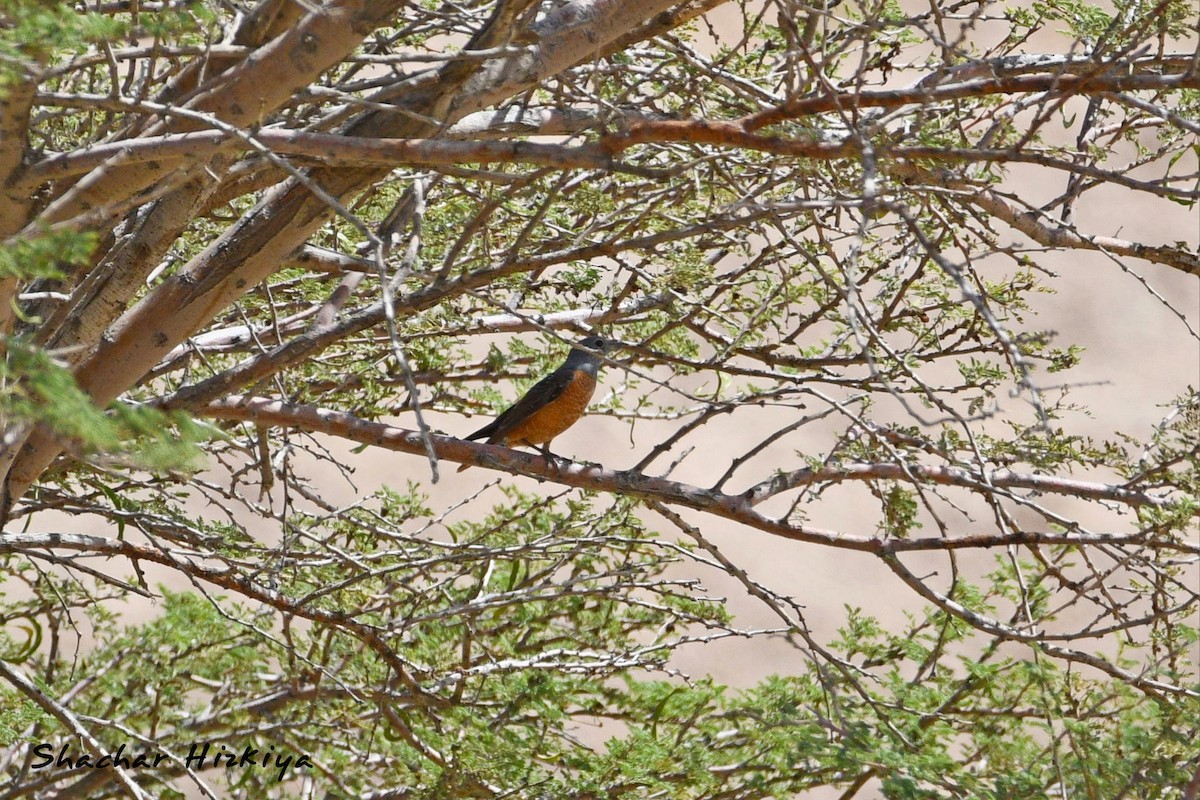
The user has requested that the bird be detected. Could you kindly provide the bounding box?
[457,336,622,472]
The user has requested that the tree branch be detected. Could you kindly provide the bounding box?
[744,461,1189,512]
[0,659,152,800]
[197,396,1198,554]
[1,0,701,507]
[944,174,1200,276]
[152,205,791,413]
[0,530,436,705]
[33,0,410,228]
[0,73,38,335]
[742,56,1200,130]
[19,129,673,189]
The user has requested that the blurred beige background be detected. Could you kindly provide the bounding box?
[9,6,1198,798]
[25,56,1199,693]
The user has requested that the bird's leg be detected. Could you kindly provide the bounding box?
[537,442,566,471]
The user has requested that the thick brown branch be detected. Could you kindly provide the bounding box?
[34,0,408,227]
[197,396,1197,556]
[601,118,857,158]
[742,58,1200,130]
[450,0,689,115]
[0,75,38,335]
[0,79,34,220]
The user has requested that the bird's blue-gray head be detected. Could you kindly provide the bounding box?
[563,336,623,374]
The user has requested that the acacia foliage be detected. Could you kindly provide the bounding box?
[0,0,1198,798]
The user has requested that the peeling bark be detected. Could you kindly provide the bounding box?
[3,0,700,506]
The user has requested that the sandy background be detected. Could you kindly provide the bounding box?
[19,68,1198,696]
[5,5,1198,798]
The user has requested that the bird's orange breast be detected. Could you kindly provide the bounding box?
[503,369,597,446]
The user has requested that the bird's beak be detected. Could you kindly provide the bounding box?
[602,340,631,360]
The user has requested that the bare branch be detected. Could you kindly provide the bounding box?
[199,396,1198,552]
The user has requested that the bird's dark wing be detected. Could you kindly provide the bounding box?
[464,367,575,442]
